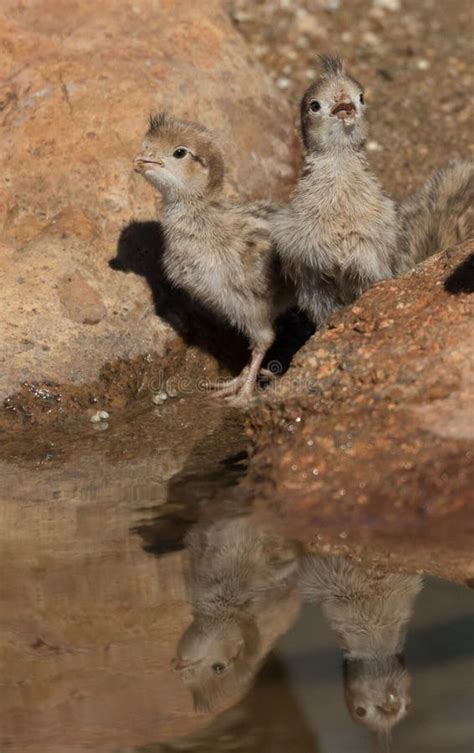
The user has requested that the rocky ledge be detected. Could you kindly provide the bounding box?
[240,242,474,584]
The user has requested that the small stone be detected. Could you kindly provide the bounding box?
[372,0,401,9]
[367,140,382,152]
[98,410,109,420]
[296,36,309,49]
[295,10,321,36]
[363,31,380,47]
[90,412,101,423]
[232,10,251,23]
[276,77,291,90]
[93,421,109,432]
[417,59,430,71]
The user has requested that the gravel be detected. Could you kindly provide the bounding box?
[229,0,473,197]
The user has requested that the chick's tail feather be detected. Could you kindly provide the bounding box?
[397,159,474,271]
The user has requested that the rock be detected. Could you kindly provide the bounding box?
[241,242,474,583]
[59,271,107,325]
[0,0,299,411]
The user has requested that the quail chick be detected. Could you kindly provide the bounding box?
[134,113,294,405]
[272,56,473,327]
[172,517,301,710]
[299,554,422,747]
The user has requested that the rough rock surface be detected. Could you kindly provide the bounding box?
[241,242,474,583]
[0,0,298,407]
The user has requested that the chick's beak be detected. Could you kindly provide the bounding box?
[171,657,200,672]
[331,97,356,120]
[376,694,402,718]
[133,154,164,172]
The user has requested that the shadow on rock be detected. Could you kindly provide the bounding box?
[444,252,474,294]
[110,220,314,378]
[110,220,248,374]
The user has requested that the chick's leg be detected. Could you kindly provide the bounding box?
[205,369,249,397]
[204,367,249,394]
[226,345,267,406]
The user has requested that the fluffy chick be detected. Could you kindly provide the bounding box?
[299,554,422,746]
[272,56,398,326]
[134,113,294,404]
[272,56,473,327]
[172,517,301,710]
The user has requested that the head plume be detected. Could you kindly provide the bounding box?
[148,110,169,135]
[319,54,344,77]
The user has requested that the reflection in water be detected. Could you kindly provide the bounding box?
[0,397,472,752]
[173,517,302,710]
[120,656,319,753]
[300,556,421,750]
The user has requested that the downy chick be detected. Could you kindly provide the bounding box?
[172,517,301,710]
[134,113,294,404]
[273,56,473,326]
[299,555,422,748]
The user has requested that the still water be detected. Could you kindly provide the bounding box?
[0,396,472,753]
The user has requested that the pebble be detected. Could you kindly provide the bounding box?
[416,59,430,71]
[90,410,109,423]
[367,140,383,152]
[363,31,381,47]
[152,391,169,405]
[295,9,321,36]
[276,77,291,90]
[373,0,401,9]
[92,421,109,432]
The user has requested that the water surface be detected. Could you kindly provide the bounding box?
[0,397,472,753]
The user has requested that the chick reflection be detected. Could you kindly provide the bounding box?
[125,654,319,753]
[174,517,302,711]
[300,555,422,748]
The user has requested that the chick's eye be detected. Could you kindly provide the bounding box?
[173,147,188,159]
[359,93,365,104]
[355,707,367,718]
[309,101,321,112]
[211,663,226,675]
